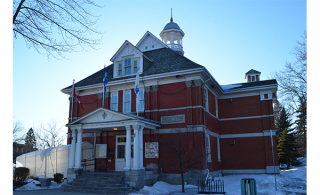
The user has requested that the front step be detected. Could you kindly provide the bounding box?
[61,172,137,194]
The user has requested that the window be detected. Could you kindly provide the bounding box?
[251,75,256,81]
[117,57,139,77]
[118,63,122,76]
[206,135,211,162]
[124,90,131,112]
[145,46,148,50]
[215,97,218,118]
[134,60,138,73]
[111,92,118,111]
[217,138,221,161]
[124,58,131,75]
[138,89,144,111]
[204,88,208,111]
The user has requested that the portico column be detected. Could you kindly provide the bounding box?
[170,32,175,48]
[132,124,140,170]
[68,128,77,169]
[74,126,83,169]
[138,125,145,170]
[124,125,132,170]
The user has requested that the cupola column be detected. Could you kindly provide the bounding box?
[170,32,175,48]
[178,33,181,48]
[164,33,167,45]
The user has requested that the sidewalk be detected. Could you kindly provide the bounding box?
[13,189,98,195]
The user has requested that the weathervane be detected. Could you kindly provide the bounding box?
[170,8,173,22]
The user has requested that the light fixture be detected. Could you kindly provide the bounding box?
[113,127,118,130]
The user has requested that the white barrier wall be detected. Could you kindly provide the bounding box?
[16,142,93,178]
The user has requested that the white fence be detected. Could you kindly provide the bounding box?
[16,142,94,178]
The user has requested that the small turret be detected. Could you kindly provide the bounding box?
[245,69,261,82]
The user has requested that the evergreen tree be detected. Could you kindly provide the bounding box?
[25,128,37,151]
[295,98,307,157]
[275,107,292,144]
[277,128,300,169]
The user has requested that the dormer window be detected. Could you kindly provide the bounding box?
[117,56,140,77]
[124,58,131,75]
[118,63,122,76]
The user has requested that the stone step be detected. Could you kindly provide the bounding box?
[63,184,132,192]
[72,181,128,187]
[78,175,124,179]
[74,178,124,183]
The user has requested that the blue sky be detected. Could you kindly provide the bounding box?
[11,0,306,142]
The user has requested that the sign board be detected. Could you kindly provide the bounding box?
[95,144,107,158]
[161,114,185,124]
[145,142,159,158]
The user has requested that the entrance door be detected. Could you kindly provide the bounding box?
[115,135,133,171]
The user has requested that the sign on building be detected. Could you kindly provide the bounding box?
[145,142,159,158]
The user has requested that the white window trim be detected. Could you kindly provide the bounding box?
[217,137,221,162]
[215,97,218,118]
[138,89,145,111]
[206,135,211,162]
[116,56,140,77]
[204,88,209,112]
[123,90,131,113]
[111,91,118,111]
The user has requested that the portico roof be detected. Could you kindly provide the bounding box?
[66,107,161,131]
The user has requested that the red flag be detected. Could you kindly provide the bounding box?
[73,87,84,110]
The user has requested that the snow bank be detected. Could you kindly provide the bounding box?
[15,179,67,191]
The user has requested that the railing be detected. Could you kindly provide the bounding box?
[198,179,226,194]
[167,44,183,49]
[81,158,95,170]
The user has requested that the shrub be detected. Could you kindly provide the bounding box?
[13,167,29,182]
[53,173,64,184]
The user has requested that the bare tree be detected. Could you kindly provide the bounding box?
[157,127,207,193]
[13,0,103,59]
[34,120,67,150]
[272,32,306,115]
[13,119,25,143]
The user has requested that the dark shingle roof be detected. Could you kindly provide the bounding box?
[62,48,203,90]
[222,79,277,91]
[245,69,261,75]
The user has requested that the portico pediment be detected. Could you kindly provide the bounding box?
[66,107,160,131]
[68,108,136,125]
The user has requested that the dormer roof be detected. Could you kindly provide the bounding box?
[110,40,143,62]
[136,31,168,50]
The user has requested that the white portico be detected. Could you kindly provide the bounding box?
[66,107,160,173]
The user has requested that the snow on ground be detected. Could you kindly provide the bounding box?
[131,158,306,195]
[15,179,67,190]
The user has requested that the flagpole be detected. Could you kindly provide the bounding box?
[71,79,75,122]
[102,65,105,108]
[136,65,140,117]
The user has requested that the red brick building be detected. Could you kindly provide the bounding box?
[61,17,279,188]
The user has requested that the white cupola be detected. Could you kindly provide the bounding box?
[159,9,185,55]
[245,69,261,82]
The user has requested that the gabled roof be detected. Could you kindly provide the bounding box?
[61,48,203,91]
[222,79,277,92]
[110,40,143,62]
[136,31,168,49]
